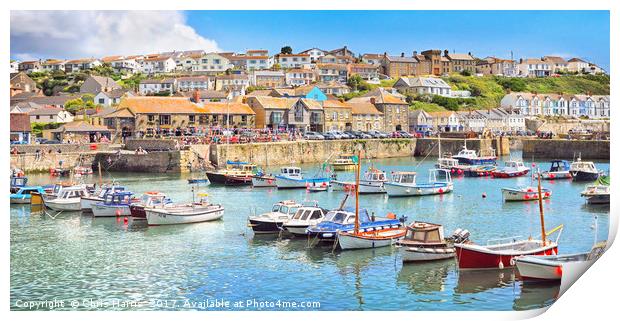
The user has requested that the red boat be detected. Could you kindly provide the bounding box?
[455,172,563,270]
[491,160,530,178]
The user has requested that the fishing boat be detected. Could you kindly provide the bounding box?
[205,160,256,185]
[130,192,170,220]
[10,186,45,204]
[275,166,330,189]
[569,158,601,182]
[455,174,563,270]
[397,222,467,262]
[80,184,127,212]
[537,160,572,180]
[330,154,357,171]
[91,191,134,217]
[515,241,606,282]
[491,160,530,178]
[251,170,277,187]
[247,200,302,234]
[355,167,388,194]
[337,150,407,250]
[463,165,496,177]
[44,185,92,211]
[10,175,28,194]
[385,169,453,197]
[435,135,470,176]
[145,193,224,226]
[502,186,552,202]
[307,206,403,242]
[581,176,610,204]
[282,201,328,235]
[452,144,497,165]
[74,166,93,175]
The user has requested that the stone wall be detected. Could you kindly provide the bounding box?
[211,139,417,167]
[93,151,183,173]
[124,139,177,151]
[413,137,510,157]
[11,143,117,154]
[525,119,610,134]
[522,139,609,160]
[10,152,97,173]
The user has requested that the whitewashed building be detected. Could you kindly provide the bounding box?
[64,58,102,73]
[299,48,328,62]
[139,79,177,95]
[501,92,610,118]
[276,54,311,69]
[394,77,452,97]
[176,76,214,91]
[140,56,177,74]
[285,69,317,86]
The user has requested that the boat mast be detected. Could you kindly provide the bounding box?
[537,169,547,245]
[438,133,441,158]
[354,146,361,235]
[98,161,103,187]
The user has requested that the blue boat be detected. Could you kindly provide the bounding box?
[10,186,45,204]
[91,191,134,217]
[10,176,28,193]
[452,145,497,165]
[306,207,403,241]
[275,166,330,189]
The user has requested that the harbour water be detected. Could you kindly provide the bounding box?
[10,153,610,311]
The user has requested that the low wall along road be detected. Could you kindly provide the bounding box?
[521,139,610,160]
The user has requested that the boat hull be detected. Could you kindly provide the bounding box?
[80,196,103,212]
[330,181,355,191]
[252,176,276,187]
[130,204,147,219]
[584,194,610,204]
[515,257,562,282]
[146,206,224,225]
[454,242,558,270]
[92,204,132,217]
[539,171,572,180]
[331,164,356,171]
[502,188,551,202]
[248,218,285,234]
[570,171,600,182]
[338,229,405,250]
[276,177,330,189]
[400,246,456,262]
[45,199,82,211]
[358,181,385,194]
[10,195,31,204]
[453,157,497,166]
[385,182,453,197]
[283,224,310,235]
[491,169,530,178]
[206,172,252,186]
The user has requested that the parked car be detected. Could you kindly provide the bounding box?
[322,132,337,140]
[344,131,360,138]
[326,130,346,139]
[10,140,28,145]
[368,130,390,138]
[396,131,413,138]
[358,132,373,139]
[304,132,325,140]
[41,139,61,144]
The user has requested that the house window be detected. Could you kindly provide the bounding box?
[98,98,105,104]
[189,115,195,122]
[36,115,40,120]
[270,112,283,124]
[159,115,171,125]
[148,115,155,122]
[49,115,53,120]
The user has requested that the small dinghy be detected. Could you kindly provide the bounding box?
[247,200,302,234]
[537,160,572,180]
[187,178,209,184]
[307,183,328,192]
[145,193,224,226]
[385,169,453,197]
[491,160,530,178]
[92,191,135,217]
[516,241,606,282]
[397,222,468,262]
[581,176,610,204]
[502,186,551,202]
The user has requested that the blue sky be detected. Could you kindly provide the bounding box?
[186,10,610,70]
[11,11,609,70]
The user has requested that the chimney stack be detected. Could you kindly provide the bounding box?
[413,51,418,57]
[401,52,405,58]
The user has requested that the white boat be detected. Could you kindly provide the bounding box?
[252,174,277,187]
[330,180,356,192]
[275,166,330,189]
[130,192,171,220]
[282,203,328,236]
[145,194,224,226]
[307,184,328,192]
[330,154,357,171]
[569,158,601,182]
[44,185,91,211]
[515,241,606,282]
[502,186,552,202]
[91,191,134,217]
[491,160,530,178]
[385,169,453,197]
[247,200,302,234]
[338,228,406,250]
[358,167,387,194]
[80,185,127,212]
[398,222,462,262]
[581,184,610,204]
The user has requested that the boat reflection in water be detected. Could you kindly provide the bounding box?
[513,282,560,311]
[397,261,452,294]
[455,269,516,295]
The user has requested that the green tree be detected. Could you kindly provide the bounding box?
[347,74,363,91]
[460,69,472,77]
[280,46,293,54]
[91,63,115,77]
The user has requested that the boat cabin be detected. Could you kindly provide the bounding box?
[401,222,446,245]
[140,192,168,207]
[280,167,303,178]
[504,160,525,168]
[332,154,357,165]
[57,186,90,199]
[429,169,452,183]
[437,158,459,168]
[324,207,371,225]
[291,206,327,222]
[455,147,478,159]
[272,200,302,215]
[364,169,387,182]
[391,172,417,184]
[10,176,28,188]
[102,191,133,206]
[549,160,570,172]
[225,160,257,173]
[95,185,126,198]
[583,185,610,195]
[570,160,597,172]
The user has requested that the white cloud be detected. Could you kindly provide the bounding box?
[10,11,220,60]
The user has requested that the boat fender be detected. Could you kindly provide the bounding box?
[498,260,504,269]
[510,257,517,266]
[115,209,122,217]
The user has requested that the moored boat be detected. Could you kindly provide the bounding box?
[80,184,127,212]
[358,167,387,194]
[130,192,170,220]
[145,193,224,226]
[247,200,302,234]
[10,175,28,194]
[569,158,601,182]
[580,177,610,204]
[10,186,45,204]
[463,165,496,177]
[44,185,91,211]
[282,202,327,235]
[515,241,606,282]
[330,154,357,171]
[537,160,572,180]
[385,169,453,197]
[397,222,466,262]
[91,191,134,217]
[251,170,277,187]
[501,186,552,202]
[452,144,497,165]
[205,160,256,186]
[491,160,530,178]
[275,166,330,189]
[307,207,403,242]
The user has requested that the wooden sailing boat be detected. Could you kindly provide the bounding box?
[337,147,406,250]
[454,171,563,269]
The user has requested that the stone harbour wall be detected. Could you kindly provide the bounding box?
[521,139,610,160]
[11,143,118,154]
[10,152,97,173]
[92,151,183,173]
[413,137,510,157]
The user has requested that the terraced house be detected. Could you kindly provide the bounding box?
[322,99,352,131]
[347,101,384,132]
[64,58,102,72]
[349,88,409,131]
[444,51,476,73]
[500,92,610,118]
[246,96,323,131]
[276,53,311,69]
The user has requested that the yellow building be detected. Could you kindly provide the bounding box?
[322,99,352,131]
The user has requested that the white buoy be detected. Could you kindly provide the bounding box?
[498,260,504,269]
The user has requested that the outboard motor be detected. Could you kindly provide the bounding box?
[399,215,408,224]
[451,228,470,244]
